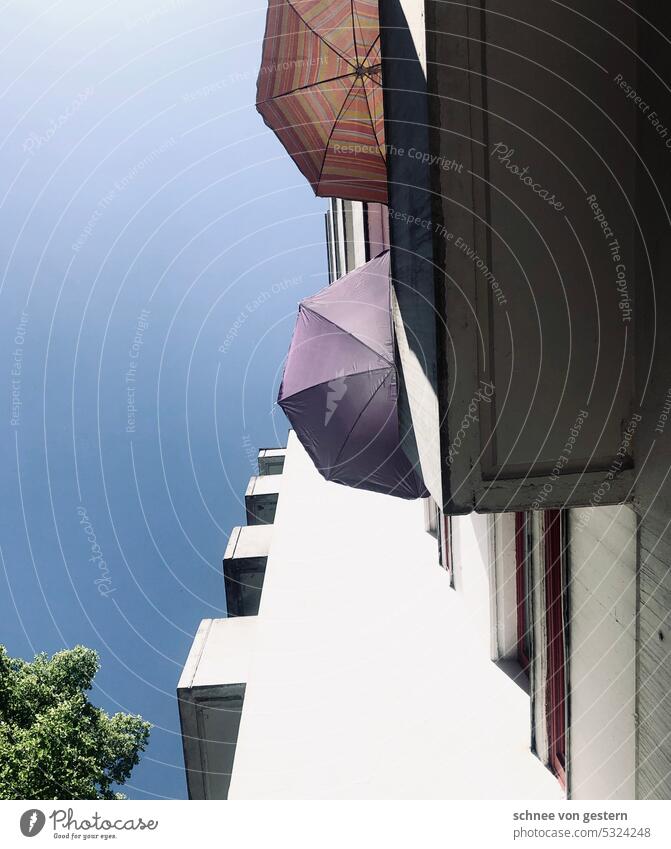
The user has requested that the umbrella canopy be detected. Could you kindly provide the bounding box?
[256,0,387,204]
[278,252,427,499]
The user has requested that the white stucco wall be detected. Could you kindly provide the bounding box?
[246,474,282,498]
[568,505,637,799]
[491,513,519,660]
[398,0,426,71]
[450,512,495,659]
[224,524,273,559]
[351,202,367,268]
[224,433,561,799]
[179,617,258,691]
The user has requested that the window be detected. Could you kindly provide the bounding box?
[257,451,285,476]
[177,679,246,800]
[223,525,271,617]
[423,498,440,538]
[544,509,567,787]
[342,200,356,271]
[515,512,532,675]
[325,210,335,284]
[224,556,267,617]
[439,514,453,584]
[245,490,279,526]
[364,202,390,259]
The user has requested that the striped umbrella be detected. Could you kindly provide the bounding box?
[256,0,387,204]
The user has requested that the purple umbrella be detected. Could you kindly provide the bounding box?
[278,251,427,499]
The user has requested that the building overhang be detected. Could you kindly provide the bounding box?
[381,0,638,514]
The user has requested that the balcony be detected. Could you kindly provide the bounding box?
[257,448,285,476]
[223,524,272,617]
[245,474,281,526]
[177,618,255,799]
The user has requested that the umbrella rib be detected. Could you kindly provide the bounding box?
[301,304,394,366]
[331,370,390,470]
[286,0,358,70]
[358,33,385,163]
[361,74,386,163]
[360,33,381,67]
[351,0,359,66]
[315,73,362,190]
[256,71,357,104]
[351,4,382,70]
[346,35,383,166]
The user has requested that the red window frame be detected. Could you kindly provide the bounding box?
[544,509,567,788]
[515,512,531,674]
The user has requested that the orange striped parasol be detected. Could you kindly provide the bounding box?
[256,0,387,204]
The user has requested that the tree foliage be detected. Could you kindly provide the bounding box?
[0,645,150,800]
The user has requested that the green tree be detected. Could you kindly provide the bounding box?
[0,645,150,800]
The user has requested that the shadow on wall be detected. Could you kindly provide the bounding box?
[380,0,446,510]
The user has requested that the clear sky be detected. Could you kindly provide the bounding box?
[0,0,327,799]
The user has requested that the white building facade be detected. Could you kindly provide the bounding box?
[179,433,565,799]
[178,440,637,799]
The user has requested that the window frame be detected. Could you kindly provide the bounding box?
[543,509,567,788]
[439,513,454,585]
[515,511,532,675]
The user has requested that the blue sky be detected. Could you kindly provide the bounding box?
[0,0,327,799]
